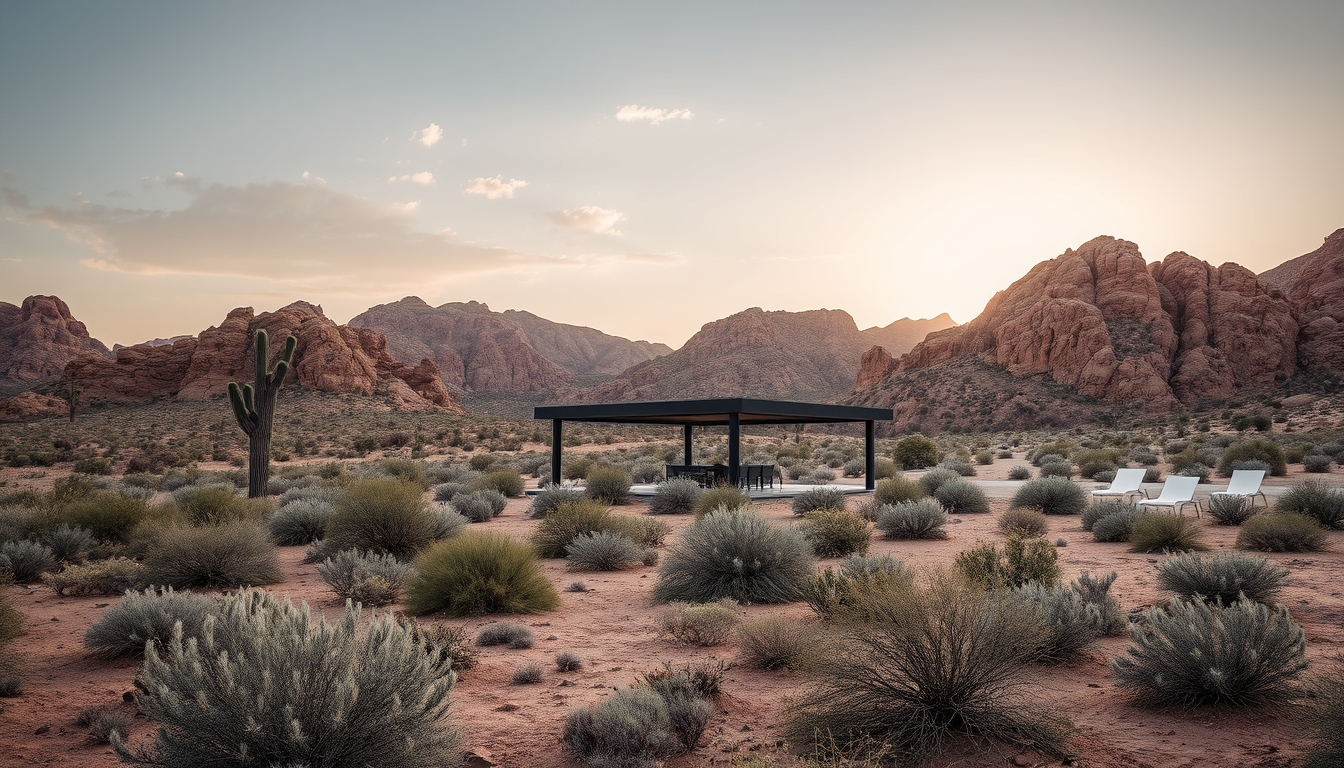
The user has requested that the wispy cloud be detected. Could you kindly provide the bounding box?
[464,176,528,199]
[549,206,628,236]
[388,172,435,185]
[615,105,693,125]
[412,123,443,147]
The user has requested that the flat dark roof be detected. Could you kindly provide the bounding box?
[534,397,892,426]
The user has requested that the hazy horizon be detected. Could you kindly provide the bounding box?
[3,1,1342,348]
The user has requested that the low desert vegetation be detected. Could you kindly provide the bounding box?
[1010,476,1088,516]
[917,467,961,495]
[476,622,535,648]
[798,508,871,558]
[656,599,740,646]
[1217,440,1287,477]
[1128,514,1207,553]
[791,487,848,516]
[529,483,586,518]
[532,500,636,558]
[563,675,714,767]
[693,484,751,517]
[1236,512,1328,552]
[83,586,218,658]
[317,549,416,607]
[735,616,814,670]
[268,499,332,545]
[475,468,525,497]
[933,478,990,514]
[1092,508,1146,543]
[407,531,559,616]
[955,535,1061,590]
[874,499,948,540]
[565,530,646,570]
[1302,662,1344,768]
[584,465,632,505]
[142,521,282,588]
[892,434,940,469]
[1010,581,1106,662]
[77,704,134,744]
[43,557,144,596]
[873,475,926,505]
[0,539,56,582]
[325,477,436,559]
[998,507,1049,537]
[1081,501,1130,532]
[1206,494,1257,526]
[655,509,813,604]
[647,477,701,515]
[1276,481,1344,529]
[556,650,584,672]
[1155,552,1288,605]
[802,553,913,620]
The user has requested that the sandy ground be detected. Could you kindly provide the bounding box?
[2,457,1343,768]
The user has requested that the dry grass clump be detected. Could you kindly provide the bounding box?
[802,554,913,620]
[1236,512,1328,552]
[873,476,926,505]
[61,493,151,544]
[1128,514,1207,554]
[0,540,56,582]
[1205,494,1257,526]
[1302,661,1344,768]
[325,478,436,559]
[1156,552,1288,605]
[565,531,646,571]
[1010,476,1088,516]
[43,557,145,596]
[317,549,416,607]
[934,479,989,514]
[529,484,586,518]
[142,521,282,588]
[563,677,713,767]
[954,535,1061,590]
[693,485,751,518]
[735,616,815,670]
[998,508,1049,538]
[477,622,535,648]
[1082,501,1130,532]
[83,586,217,658]
[656,599,740,646]
[584,466,632,505]
[1276,481,1344,529]
[792,487,849,516]
[76,705,134,744]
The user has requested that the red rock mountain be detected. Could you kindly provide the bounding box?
[499,309,673,377]
[63,301,461,412]
[1282,228,1344,376]
[0,295,111,389]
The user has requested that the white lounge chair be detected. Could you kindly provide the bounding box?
[1136,475,1202,517]
[1091,467,1147,503]
[1208,469,1268,510]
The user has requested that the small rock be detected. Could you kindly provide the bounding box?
[34,725,50,735]
[493,704,520,712]
[1087,683,1101,689]
[741,724,752,731]
[50,617,59,622]
[545,635,557,641]
[1011,755,1034,767]
[558,679,574,687]
[94,603,109,608]
[464,748,497,768]
[123,690,136,703]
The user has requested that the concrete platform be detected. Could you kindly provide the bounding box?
[628,482,871,500]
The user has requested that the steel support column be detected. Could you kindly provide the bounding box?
[683,424,693,466]
[728,412,741,486]
[865,420,876,490]
[551,419,563,485]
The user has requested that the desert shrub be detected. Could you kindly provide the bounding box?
[563,683,710,767]
[1010,476,1087,516]
[874,457,898,479]
[941,458,976,477]
[326,478,435,559]
[1092,508,1145,543]
[530,484,586,518]
[892,435,941,469]
[476,622,535,648]
[1236,512,1327,552]
[998,508,1049,537]
[934,479,989,514]
[378,457,428,487]
[61,493,151,543]
[1180,463,1211,483]
[1128,514,1207,553]
[1217,440,1287,477]
[843,458,867,477]
[142,522,282,588]
[1112,597,1306,707]
[974,450,994,466]
[566,531,646,570]
[655,509,813,604]
[1143,467,1164,483]
[799,465,837,484]
[1082,500,1129,532]
[78,705,134,744]
[511,662,543,684]
[802,554,913,620]
[1071,570,1126,635]
[585,466,632,505]
[1227,458,1272,475]
[1302,663,1344,768]
[736,616,813,670]
[83,586,217,657]
[917,467,961,495]
[624,516,672,548]
[799,508,871,558]
[1031,453,1066,468]
[532,500,623,558]
[1304,454,1334,473]
[1276,481,1344,529]
[647,478,701,515]
[43,557,144,596]
[1074,449,1123,479]
[630,458,663,483]
[639,658,727,699]
[279,484,343,508]
[1156,552,1287,605]
[874,499,948,540]
[1010,582,1104,662]
[172,484,264,525]
[268,499,332,545]
[0,540,56,582]
[1092,469,1117,484]
[955,535,1061,590]
[784,574,1070,763]
[1007,465,1032,481]
[40,524,96,563]
[432,482,470,503]
[1206,494,1256,526]
[656,599,739,646]
[452,489,507,523]
[693,485,752,518]
[115,589,458,767]
[792,487,848,516]
[407,531,558,616]
[475,468,524,497]
[401,620,477,675]
[317,549,416,607]
[874,475,926,505]
[1039,460,1074,478]
[556,650,583,672]
[74,456,114,475]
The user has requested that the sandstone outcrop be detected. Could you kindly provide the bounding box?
[856,346,897,389]
[0,391,69,422]
[500,308,672,376]
[1285,228,1344,376]
[0,295,111,384]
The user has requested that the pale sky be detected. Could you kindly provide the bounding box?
[2,1,1342,349]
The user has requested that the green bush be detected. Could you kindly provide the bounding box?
[565,531,645,570]
[39,523,95,563]
[955,535,1061,590]
[74,457,114,475]
[941,458,976,477]
[61,493,151,544]
[326,478,435,559]
[875,499,948,540]
[1155,552,1287,605]
[1112,597,1306,707]
[0,540,56,582]
[1302,663,1344,768]
[1236,512,1327,552]
[735,616,814,670]
[43,557,144,596]
[655,509,813,604]
[648,478,701,515]
[974,450,994,466]
[792,487,848,516]
[656,599,739,646]
[379,457,429,488]
[476,622,534,648]
[268,499,332,545]
[799,508,871,558]
[1206,494,1256,526]
[784,575,1070,763]
[998,508,1048,537]
[1217,440,1287,477]
[1007,465,1032,481]
[406,531,559,616]
[1074,449,1123,479]
[917,467,961,495]
[693,485,751,518]
[1039,460,1074,478]
[1303,454,1334,473]
[892,435,941,470]
[317,549,416,607]
[172,484,266,526]
[802,554,913,620]
[1276,481,1344,528]
[563,457,594,480]
[1128,514,1207,553]
[584,466,631,505]
[115,589,458,768]
[1092,508,1145,543]
[83,586,217,658]
[934,479,989,514]
[1010,477,1087,515]
[873,476,926,505]
[532,500,623,558]
[142,522,282,588]
[475,468,524,497]
[529,484,586,518]
[1082,500,1129,532]
[451,489,506,523]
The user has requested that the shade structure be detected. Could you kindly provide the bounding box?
[534,398,894,490]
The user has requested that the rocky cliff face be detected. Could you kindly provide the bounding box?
[349,298,574,393]
[500,309,671,376]
[64,302,461,412]
[0,295,111,384]
[1285,229,1344,376]
[859,313,957,357]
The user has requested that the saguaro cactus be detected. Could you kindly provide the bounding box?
[228,329,298,498]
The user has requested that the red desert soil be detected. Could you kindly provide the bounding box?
[1,461,1342,768]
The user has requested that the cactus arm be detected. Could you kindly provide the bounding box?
[254,329,269,392]
[273,360,290,389]
[227,382,256,436]
[242,383,255,414]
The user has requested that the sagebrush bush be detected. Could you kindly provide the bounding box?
[475,468,524,498]
[1235,510,1326,554]
[1082,501,1128,532]
[934,479,989,514]
[785,574,1070,763]
[1276,481,1344,529]
[451,490,501,523]
[407,531,559,616]
[431,505,469,540]
[530,484,586,518]
[1071,571,1127,636]
[802,553,913,620]
[656,599,739,646]
[43,557,144,596]
[655,509,812,604]
[799,508,871,558]
[325,478,435,559]
[874,476,926,505]
[476,622,535,648]
[1112,597,1306,707]
[279,484,343,509]
[115,589,459,768]
[566,531,646,570]
[1206,494,1256,526]
[1039,460,1074,478]
[41,524,96,563]
[432,482,469,503]
[874,499,948,540]
[1304,454,1334,473]
[941,458,976,477]
[401,619,477,675]
[141,522,281,588]
[917,467,961,495]
[584,466,632,505]
[1128,514,1207,553]
[532,500,622,558]
[1092,508,1145,543]
[511,662,543,684]
[736,616,813,670]
[172,484,265,526]
[892,435,940,469]
[1011,476,1087,516]
[1302,663,1344,768]
[1217,440,1287,477]
[792,487,849,516]
[0,573,24,683]
[318,549,416,607]
[563,683,711,767]
[1007,465,1032,481]
[648,478,701,515]
[998,508,1049,537]
[79,705,134,744]
[693,485,751,518]
[268,499,332,545]
[1155,552,1287,605]
[955,535,1060,590]
[1010,582,1104,662]
[0,540,56,582]
[61,493,151,544]
[83,586,217,657]
[556,650,584,672]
